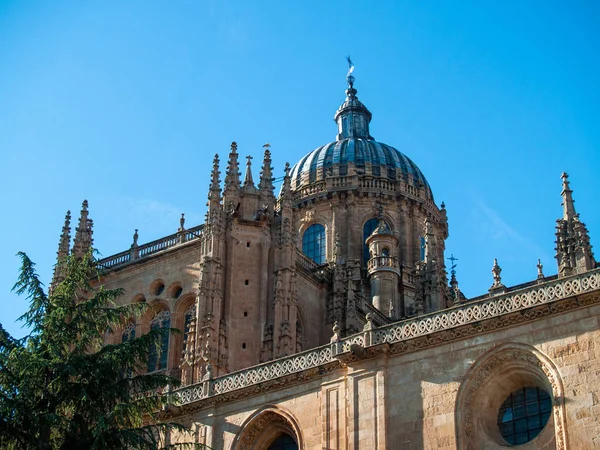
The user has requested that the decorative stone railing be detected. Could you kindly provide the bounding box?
[97,224,204,271]
[173,268,600,406]
[367,255,400,274]
[295,251,321,272]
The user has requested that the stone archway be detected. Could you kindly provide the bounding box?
[232,407,303,450]
[455,343,568,450]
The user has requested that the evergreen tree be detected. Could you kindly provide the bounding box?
[0,250,202,449]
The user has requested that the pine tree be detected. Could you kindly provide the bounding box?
[0,250,203,449]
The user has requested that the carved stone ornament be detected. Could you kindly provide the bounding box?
[232,408,302,450]
[456,343,567,450]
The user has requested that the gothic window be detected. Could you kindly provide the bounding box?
[498,387,552,445]
[420,236,426,260]
[302,224,326,265]
[363,218,379,264]
[147,309,170,372]
[121,321,136,343]
[267,434,298,450]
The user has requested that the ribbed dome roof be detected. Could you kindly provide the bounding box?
[287,67,433,201]
[289,138,432,199]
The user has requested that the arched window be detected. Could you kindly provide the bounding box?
[363,218,379,264]
[268,433,298,450]
[420,236,426,260]
[302,224,326,265]
[121,321,136,343]
[147,309,170,372]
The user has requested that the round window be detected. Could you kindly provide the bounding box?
[497,387,552,445]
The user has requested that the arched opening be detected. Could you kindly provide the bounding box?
[302,223,326,265]
[233,408,303,450]
[267,433,298,450]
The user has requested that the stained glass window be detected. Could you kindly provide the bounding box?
[147,309,170,372]
[498,387,552,445]
[302,224,326,265]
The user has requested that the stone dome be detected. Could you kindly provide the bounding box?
[289,138,432,198]
[287,69,433,201]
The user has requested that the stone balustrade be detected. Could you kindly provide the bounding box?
[173,268,600,406]
[367,255,400,274]
[97,224,204,271]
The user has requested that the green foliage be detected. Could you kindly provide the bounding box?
[0,250,204,449]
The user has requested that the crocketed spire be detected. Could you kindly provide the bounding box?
[555,173,595,276]
[259,144,274,198]
[223,142,241,196]
[51,210,71,292]
[208,154,221,202]
[72,200,93,258]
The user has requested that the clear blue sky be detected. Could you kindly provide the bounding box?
[1,1,599,339]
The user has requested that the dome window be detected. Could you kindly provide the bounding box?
[302,224,326,265]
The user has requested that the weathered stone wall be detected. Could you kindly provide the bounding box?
[169,301,600,449]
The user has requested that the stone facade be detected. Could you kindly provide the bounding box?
[51,73,599,449]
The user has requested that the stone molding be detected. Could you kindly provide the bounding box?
[231,406,303,450]
[455,343,567,450]
[174,269,600,410]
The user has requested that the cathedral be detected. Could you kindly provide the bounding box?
[52,70,600,449]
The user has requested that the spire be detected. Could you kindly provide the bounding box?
[72,200,93,258]
[560,172,576,221]
[259,144,274,197]
[51,210,71,291]
[334,58,373,141]
[223,142,241,196]
[243,155,255,187]
[555,173,595,276]
[280,162,292,208]
[208,154,221,202]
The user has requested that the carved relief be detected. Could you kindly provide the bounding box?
[233,408,302,450]
[456,343,567,450]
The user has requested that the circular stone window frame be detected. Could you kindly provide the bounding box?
[456,343,568,450]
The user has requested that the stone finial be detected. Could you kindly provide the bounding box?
[280,162,292,208]
[243,155,254,187]
[560,172,576,221]
[208,154,221,201]
[489,258,505,291]
[51,210,72,291]
[72,200,93,258]
[330,321,340,343]
[258,144,274,198]
[363,313,375,331]
[537,259,545,280]
[224,142,241,195]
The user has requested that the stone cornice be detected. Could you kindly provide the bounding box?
[173,269,600,413]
